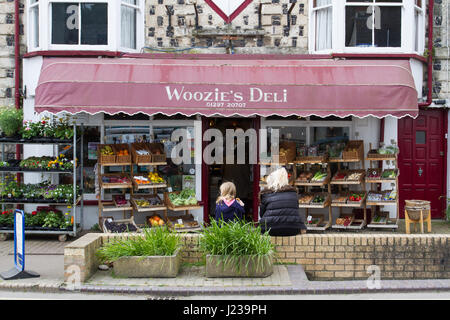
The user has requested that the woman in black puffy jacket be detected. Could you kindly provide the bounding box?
[259,168,307,236]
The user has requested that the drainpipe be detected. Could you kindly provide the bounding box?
[418,0,434,107]
[14,0,21,182]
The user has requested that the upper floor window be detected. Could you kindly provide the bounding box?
[27,0,144,52]
[309,0,426,54]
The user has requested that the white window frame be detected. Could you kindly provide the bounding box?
[309,0,334,54]
[26,0,144,53]
[309,0,426,55]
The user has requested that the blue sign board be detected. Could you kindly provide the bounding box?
[14,209,25,272]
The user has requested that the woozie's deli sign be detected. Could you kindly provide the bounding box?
[164,85,288,109]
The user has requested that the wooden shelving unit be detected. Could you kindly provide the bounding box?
[365,143,399,230]
[294,159,332,231]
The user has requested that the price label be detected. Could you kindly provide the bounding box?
[168,187,173,192]
[307,215,312,222]
[177,219,183,225]
[125,194,130,200]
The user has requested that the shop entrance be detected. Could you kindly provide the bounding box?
[398,109,447,218]
[206,118,255,222]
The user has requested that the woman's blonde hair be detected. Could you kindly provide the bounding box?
[216,181,237,204]
[266,167,290,192]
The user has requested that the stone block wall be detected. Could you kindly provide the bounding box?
[145,0,309,54]
[0,0,25,108]
[64,233,450,283]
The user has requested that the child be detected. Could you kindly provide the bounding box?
[215,182,245,223]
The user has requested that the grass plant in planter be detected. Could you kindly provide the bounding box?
[199,219,275,278]
[0,107,23,137]
[96,226,183,278]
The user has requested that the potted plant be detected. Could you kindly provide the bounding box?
[96,226,183,278]
[199,219,275,278]
[0,209,14,229]
[0,107,23,138]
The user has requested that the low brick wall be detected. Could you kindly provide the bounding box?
[64,233,450,283]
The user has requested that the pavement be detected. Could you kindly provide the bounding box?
[0,234,449,298]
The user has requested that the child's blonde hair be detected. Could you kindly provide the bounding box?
[216,181,237,204]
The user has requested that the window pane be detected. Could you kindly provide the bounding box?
[121,5,137,49]
[346,6,373,47]
[81,4,108,45]
[51,3,79,45]
[31,6,39,47]
[414,9,419,51]
[374,6,401,47]
[416,131,426,144]
[310,127,350,155]
[315,6,332,50]
[314,0,331,7]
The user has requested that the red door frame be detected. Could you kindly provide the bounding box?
[202,116,261,224]
[397,108,448,219]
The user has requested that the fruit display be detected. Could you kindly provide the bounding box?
[348,192,365,202]
[100,145,114,155]
[367,192,383,202]
[116,147,129,156]
[367,168,381,179]
[148,172,164,183]
[298,193,314,204]
[135,148,149,156]
[104,219,137,233]
[134,175,151,185]
[168,188,198,207]
[332,171,347,181]
[147,215,165,227]
[134,195,163,207]
[381,169,396,179]
[113,195,129,207]
[311,171,327,182]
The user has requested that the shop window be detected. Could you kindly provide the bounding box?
[312,0,332,51]
[310,0,426,54]
[51,2,108,45]
[310,126,350,155]
[29,0,39,49]
[345,1,402,48]
[27,0,144,52]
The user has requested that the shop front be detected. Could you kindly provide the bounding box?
[23,53,423,231]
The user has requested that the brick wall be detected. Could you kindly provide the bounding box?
[64,233,450,283]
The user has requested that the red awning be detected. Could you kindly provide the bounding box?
[35,56,418,118]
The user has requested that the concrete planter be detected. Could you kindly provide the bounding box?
[205,254,274,278]
[113,248,181,278]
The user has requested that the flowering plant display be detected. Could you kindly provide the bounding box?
[20,116,74,141]
[0,181,80,204]
[0,209,14,227]
[0,209,73,230]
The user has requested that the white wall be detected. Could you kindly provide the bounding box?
[381,116,398,219]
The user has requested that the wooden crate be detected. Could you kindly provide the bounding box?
[335,213,355,227]
[343,140,364,160]
[145,214,167,227]
[306,214,324,228]
[131,142,152,164]
[101,216,141,233]
[148,143,166,163]
[295,154,328,163]
[113,144,132,164]
[100,173,132,189]
[97,144,116,164]
[164,191,200,211]
[131,194,166,212]
[366,149,397,160]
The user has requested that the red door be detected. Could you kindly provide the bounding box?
[398,109,447,218]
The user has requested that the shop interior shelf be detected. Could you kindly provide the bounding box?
[135,162,168,166]
[294,176,330,187]
[367,219,399,229]
[365,179,397,184]
[133,182,167,190]
[366,156,397,161]
[99,162,132,167]
[328,158,362,163]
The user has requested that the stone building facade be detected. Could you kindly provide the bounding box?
[433,0,450,102]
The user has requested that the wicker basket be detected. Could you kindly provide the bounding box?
[97,144,116,164]
[131,142,152,164]
[148,143,166,163]
[113,144,132,164]
[405,200,431,220]
[343,140,364,160]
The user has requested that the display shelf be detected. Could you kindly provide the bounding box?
[100,200,133,212]
[135,162,168,166]
[294,175,331,187]
[365,143,399,230]
[132,181,167,190]
[131,195,167,213]
[166,212,202,232]
[0,124,83,241]
[330,144,367,231]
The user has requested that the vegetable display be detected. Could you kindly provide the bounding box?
[311,171,327,182]
[381,170,396,179]
[168,188,198,206]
